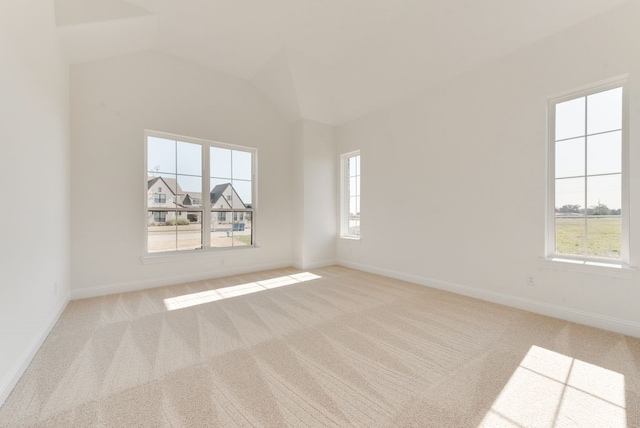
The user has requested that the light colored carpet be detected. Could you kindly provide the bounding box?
[1,266,639,427]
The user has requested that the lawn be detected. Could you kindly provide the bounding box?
[555,217,621,259]
[234,234,253,245]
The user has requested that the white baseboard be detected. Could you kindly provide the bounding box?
[0,293,70,408]
[70,260,293,300]
[298,259,336,270]
[338,260,640,339]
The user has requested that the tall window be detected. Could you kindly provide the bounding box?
[549,80,627,263]
[341,151,360,238]
[145,131,255,254]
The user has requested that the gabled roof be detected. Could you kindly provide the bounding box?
[147,176,181,196]
[210,183,230,204]
[182,193,203,206]
[210,183,247,209]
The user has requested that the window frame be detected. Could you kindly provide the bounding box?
[340,150,361,239]
[547,78,629,266]
[143,130,257,256]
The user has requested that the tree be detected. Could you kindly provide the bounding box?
[589,201,611,216]
[557,204,581,214]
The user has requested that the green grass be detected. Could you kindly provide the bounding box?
[234,234,253,245]
[556,217,621,259]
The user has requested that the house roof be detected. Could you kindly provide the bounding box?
[147,176,182,196]
[148,178,248,208]
[210,183,230,203]
[210,183,247,208]
[182,193,203,206]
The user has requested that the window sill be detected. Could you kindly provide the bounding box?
[539,257,635,279]
[141,246,259,264]
[339,236,361,241]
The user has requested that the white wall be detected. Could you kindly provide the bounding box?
[0,0,70,405]
[70,50,293,296]
[336,2,640,336]
[292,119,337,268]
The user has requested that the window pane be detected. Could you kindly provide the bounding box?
[232,214,252,247]
[587,217,621,259]
[587,87,622,135]
[349,219,360,237]
[177,212,202,251]
[349,176,358,197]
[210,147,232,179]
[177,174,201,194]
[349,195,360,237]
[177,141,202,176]
[210,179,231,208]
[355,155,360,176]
[147,136,176,174]
[147,173,176,208]
[555,97,585,141]
[587,174,621,215]
[176,175,201,208]
[555,217,585,256]
[350,196,358,216]
[232,150,252,180]
[148,211,176,253]
[555,177,584,256]
[211,211,232,248]
[349,156,357,177]
[587,131,621,176]
[232,179,252,206]
[555,177,584,213]
[555,137,584,178]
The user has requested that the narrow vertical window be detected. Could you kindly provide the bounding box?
[550,81,627,262]
[341,151,360,238]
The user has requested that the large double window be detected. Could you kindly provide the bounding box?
[548,80,628,263]
[145,131,255,254]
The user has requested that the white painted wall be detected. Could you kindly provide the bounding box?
[292,121,305,268]
[0,0,70,405]
[336,2,640,335]
[292,119,337,268]
[70,50,293,295]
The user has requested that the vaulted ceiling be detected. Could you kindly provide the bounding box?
[55,0,630,125]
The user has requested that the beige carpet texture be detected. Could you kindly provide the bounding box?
[1,266,639,427]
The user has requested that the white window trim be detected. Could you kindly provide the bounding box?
[340,150,361,239]
[546,77,631,272]
[142,129,257,258]
[539,257,635,279]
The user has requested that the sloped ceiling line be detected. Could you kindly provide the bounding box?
[55,0,631,126]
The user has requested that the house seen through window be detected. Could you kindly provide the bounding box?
[550,81,627,262]
[146,131,255,253]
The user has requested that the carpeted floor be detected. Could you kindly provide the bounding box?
[1,266,639,427]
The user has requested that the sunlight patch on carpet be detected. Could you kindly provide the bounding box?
[164,272,322,310]
[479,345,626,427]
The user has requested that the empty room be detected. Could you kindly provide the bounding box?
[1,0,639,426]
